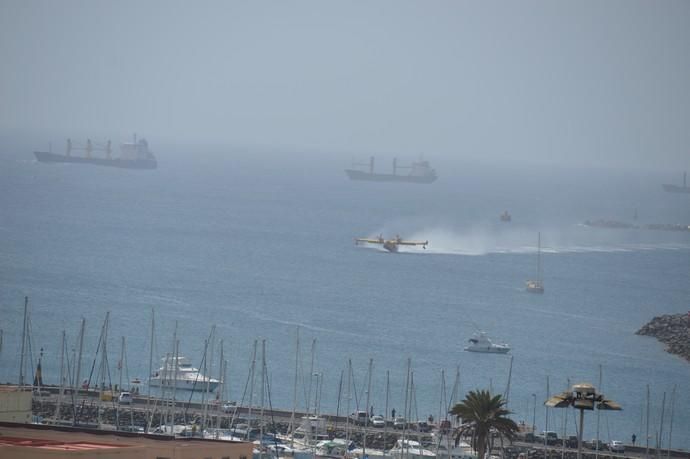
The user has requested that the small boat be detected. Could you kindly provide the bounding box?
[526,232,544,294]
[500,210,511,222]
[464,332,510,354]
[150,356,219,392]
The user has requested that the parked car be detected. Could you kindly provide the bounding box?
[587,439,607,451]
[543,431,559,445]
[370,415,385,428]
[565,436,578,448]
[118,392,132,405]
[609,441,625,453]
[393,417,407,430]
[439,419,452,433]
[522,432,536,443]
[222,401,236,413]
[350,410,369,426]
[417,421,432,432]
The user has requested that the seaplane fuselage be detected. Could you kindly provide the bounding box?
[355,235,428,253]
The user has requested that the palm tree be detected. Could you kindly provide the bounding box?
[450,390,518,459]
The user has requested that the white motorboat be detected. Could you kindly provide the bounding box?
[464,332,510,354]
[389,439,436,459]
[432,435,477,459]
[150,356,219,392]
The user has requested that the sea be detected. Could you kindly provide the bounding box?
[0,144,689,449]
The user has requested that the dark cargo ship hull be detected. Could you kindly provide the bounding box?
[662,184,690,194]
[345,169,436,183]
[34,151,157,169]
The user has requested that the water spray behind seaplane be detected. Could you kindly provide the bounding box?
[355,234,429,253]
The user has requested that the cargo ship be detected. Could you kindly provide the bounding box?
[34,135,157,169]
[662,172,690,194]
[345,157,437,183]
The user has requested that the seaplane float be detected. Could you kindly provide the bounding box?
[355,234,428,253]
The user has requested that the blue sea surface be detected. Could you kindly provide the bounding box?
[0,147,689,448]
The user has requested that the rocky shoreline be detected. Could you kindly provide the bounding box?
[636,313,690,363]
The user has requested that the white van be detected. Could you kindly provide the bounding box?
[118,392,133,405]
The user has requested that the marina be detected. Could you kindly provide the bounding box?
[1,156,689,452]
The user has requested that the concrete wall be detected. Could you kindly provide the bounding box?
[0,422,254,459]
[0,387,32,423]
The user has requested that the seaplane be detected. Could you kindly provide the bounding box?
[355,234,429,253]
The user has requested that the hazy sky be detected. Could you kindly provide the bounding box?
[1,0,689,168]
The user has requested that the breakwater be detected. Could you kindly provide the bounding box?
[636,313,690,363]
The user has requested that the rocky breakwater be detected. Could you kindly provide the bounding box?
[636,313,690,363]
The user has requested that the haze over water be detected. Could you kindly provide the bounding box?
[1,149,689,448]
[1,0,690,452]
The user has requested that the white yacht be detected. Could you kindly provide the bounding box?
[464,332,510,354]
[150,356,219,392]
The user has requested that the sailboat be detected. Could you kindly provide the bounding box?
[526,232,544,294]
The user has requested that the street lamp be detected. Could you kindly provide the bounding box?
[545,383,621,459]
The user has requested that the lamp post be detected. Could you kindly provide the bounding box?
[545,383,621,459]
[532,393,537,433]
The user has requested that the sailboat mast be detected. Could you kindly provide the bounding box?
[217,340,224,431]
[116,335,124,429]
[537,232,542,281]
[259,339,266,459]
[119,336,125,393]
[171,322,179,431]
[384,370,390,453]
[98,312,110,428]
[667,385,676,459]
[75,318,85,392]
[658,391,666,459]
[504,355,514,409]
[402,358,411,453]
[202,326,216,433]
[595,365,602,458]
[289,327,300,444]
[55,330,66,422]
[173,340,180,429]
[19,296,28,387]
[545,375,550,458]
[146,309,154,433]
[247,340,257,426]
[363,357,373,457]
[307,338,316,415]
[646,385,650,458]
[345,359,352,447]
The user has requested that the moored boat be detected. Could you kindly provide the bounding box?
[464,332,510,354]
[149,356,219,392]
[389,439,436,459]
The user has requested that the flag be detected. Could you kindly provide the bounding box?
[33,358,43,387]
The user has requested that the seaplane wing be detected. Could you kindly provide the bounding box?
[396,240,428,248]
[355,238,385,245]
